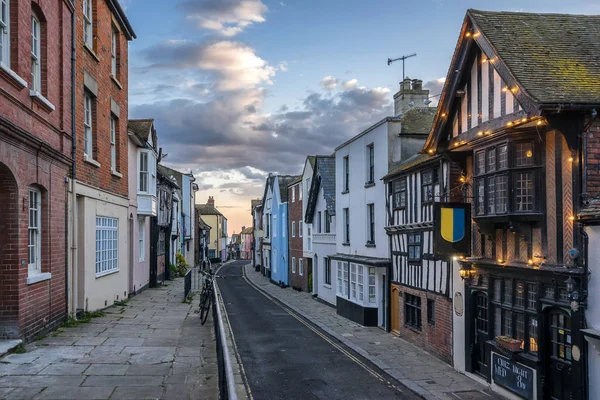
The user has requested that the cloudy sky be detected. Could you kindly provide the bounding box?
[125,0,600,235]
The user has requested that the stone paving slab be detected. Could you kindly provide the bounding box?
[244,264,503,400]
[0,276,218,400]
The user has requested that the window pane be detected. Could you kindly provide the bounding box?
[515,282,525,307]
[495,175,507,213]
[529,317,539,353]
[515,172,534,211]
[476,151,485,175]
[476,179,485,215]
[493,279,501,302]
[527,284,537,310]
[516,142,534,166]
[503,309,513,336]
[494,307,502,337]
[487,148,496,172]
[504,280,513,304]
[498,145,508,169]
[487,176,496,214]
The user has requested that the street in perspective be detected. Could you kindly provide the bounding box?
[1,0,600,399]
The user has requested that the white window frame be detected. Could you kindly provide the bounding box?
[28,187,41,275]
[357,265,364,302]
[324,257,331,286]
[111,29,117,76]
[307,225,312,251]
[84,92,93,157]
[139,151,149,193]
[31,14,41,93]
[0,0,10,67]
[342,262,349,298]
[83,0,93,48]
[96,216,118,277]
[110,115,117,171]
[291,185,295,202]
[299,183,302,200]
[273,215,277,238]
[299,221,302,238]
[292,257,296,273]
[282,212,286,238]
[337,261,343,295]
[350,263,357,301]
[292,221,295,237]
[368,267,376,303]
[299,258,304,276]
[138,217,145,261]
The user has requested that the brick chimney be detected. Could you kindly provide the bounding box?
[207,196,214,206]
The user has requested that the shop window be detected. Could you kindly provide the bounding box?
[550,312,572,361]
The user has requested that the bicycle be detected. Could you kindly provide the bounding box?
[199,268,215,325]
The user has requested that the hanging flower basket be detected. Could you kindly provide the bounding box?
[496,336,523,352]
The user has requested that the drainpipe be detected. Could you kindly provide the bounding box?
[70,6,78,317]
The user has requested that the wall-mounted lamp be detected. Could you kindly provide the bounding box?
[459,264,472,280]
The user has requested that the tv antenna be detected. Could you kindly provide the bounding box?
[387,53,417,81]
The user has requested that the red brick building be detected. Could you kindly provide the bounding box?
[0,1,74,339]
[288,178,308,291]
[70,0,135,314]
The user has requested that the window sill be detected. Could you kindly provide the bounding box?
[111,169,123,178]
[0,62,28,89]
[27,272,52,285]
[30,90,56,111]
[364,181,375,188]
[341,190,349,195]
[342,242,350,246]
[323,283,332,289]
[404,324,422,333]
[365,243,376,248]
[96,269,119,279]
[111,75,123,90]
[83,43,101,62]
[84,155,101,168]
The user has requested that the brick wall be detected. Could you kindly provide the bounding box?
[396,286,453,365]
[0,1,72,340]
[586,119,600,198]
[288,184,308,290]
[75,0,130,196]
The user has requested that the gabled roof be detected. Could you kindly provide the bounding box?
[469,10,600,105]
[157,165,180,189]
[241,227,253,235]
[383,154,441,181]
[425,9,600,153]
[305,156,336,223]
[198,216,211,230]
[128,119,157,149]
[158,164,183,188]
[261,175,275,207]
[196,204,223,217]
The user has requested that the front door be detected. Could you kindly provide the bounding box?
[390,285,400,334]
[546,310,573,400]
[473,292,489,378]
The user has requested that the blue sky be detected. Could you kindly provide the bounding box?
[122,0,600,233]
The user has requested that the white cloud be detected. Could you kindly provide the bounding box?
[320,75,338,90]
[181,0,268,37]
[278,61,288,72]
[342,78,358,89]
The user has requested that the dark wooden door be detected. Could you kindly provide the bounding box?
[473,292,489,378]
[545,310,573,400]
[149,217,158,288]
[390,285,400,335]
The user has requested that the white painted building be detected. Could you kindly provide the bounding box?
[305,156,337,306]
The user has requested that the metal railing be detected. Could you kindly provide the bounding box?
[213,272,238,400]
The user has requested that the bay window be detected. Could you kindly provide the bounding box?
[139,152,148,192]
[474,140,538,217]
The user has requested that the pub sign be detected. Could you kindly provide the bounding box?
[433,203,471,257]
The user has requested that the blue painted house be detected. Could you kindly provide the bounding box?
[265,174,298,286]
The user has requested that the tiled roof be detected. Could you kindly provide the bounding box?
[157,165,180,189]
[400,107,437,134]
[158,164,183,188]
[316,156,336,214]
[383,154,440,181]
[128,119,153,142]
[241,227,253,234]
[469,9,600,105]
[196,204,223,216]
[198,216,211,230]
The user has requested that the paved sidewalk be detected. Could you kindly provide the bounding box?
[244,264,500,400]
[0,277,218,400]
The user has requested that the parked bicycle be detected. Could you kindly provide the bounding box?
[199,268,216,325]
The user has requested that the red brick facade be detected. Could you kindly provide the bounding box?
[75,0,132,195]
[0,1,73,340]
[394,285,453,364]
[288,182,309,291]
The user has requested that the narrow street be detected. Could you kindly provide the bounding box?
[217,260,418,400]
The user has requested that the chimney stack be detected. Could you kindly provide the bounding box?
[207,196,215,206]
[393,77,430,117]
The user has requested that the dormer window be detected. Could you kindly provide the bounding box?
[474,139,539,218]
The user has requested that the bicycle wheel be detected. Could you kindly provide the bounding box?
[200,290,212,325]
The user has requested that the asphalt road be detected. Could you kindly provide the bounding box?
[217,261,418,400]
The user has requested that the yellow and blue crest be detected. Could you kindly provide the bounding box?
[441,207,466,243]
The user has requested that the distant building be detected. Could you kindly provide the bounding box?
[288,176,306,291]
[240,226,253,260]
[197,197,228,262]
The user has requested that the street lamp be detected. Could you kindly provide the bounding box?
[459,263,472,281]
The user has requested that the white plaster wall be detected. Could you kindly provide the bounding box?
[76,183,129,312]
[335,123,389,258]
[132,215,150,293]
[586,225,600,400]
[302,160,314,258]
[452,259,466,373]
[312,185,337,306]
